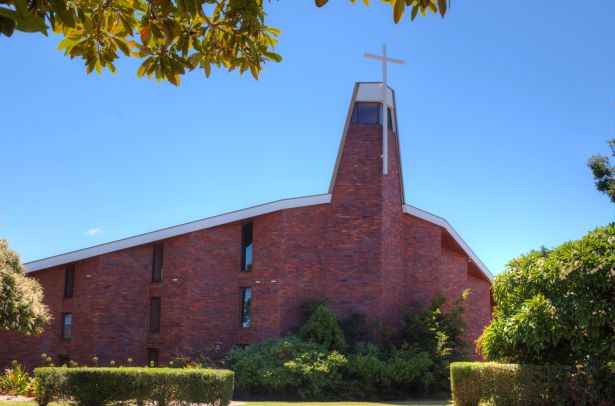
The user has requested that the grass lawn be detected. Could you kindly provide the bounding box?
[0,401,452,406]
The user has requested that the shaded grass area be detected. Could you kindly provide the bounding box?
[0,403,63,406]
[242,401,452,406]
[1,401,452,406]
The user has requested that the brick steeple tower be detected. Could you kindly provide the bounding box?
[324,82,405,325]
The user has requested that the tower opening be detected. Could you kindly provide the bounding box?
[350,102,395,132]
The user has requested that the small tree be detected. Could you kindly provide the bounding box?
[402,290,469,394]
[299,305,347,352]
[477,224,615,373]
[0,239,50,335]
[587,138,615,203]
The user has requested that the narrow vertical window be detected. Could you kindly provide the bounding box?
[64,265,75,298]
[149,298,161,333]
[61,313,72,340]
[147,348,159,367]
[152,244,163,283]
[387,108,394,131]
[241,223,253,272]
[241,287,251,328]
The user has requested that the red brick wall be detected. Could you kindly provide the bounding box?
[324,123,384,324]
[0,115,492,369]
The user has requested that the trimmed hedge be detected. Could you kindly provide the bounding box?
[451,362,615,406]
[33,367,234,406]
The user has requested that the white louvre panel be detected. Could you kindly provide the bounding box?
[356,82,394,108]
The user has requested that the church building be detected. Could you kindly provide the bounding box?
[0,82,493,368]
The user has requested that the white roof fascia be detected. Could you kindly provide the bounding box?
[402,204,494,281]
[24,193,332,273]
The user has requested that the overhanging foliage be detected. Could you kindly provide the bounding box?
[0,0,448,85]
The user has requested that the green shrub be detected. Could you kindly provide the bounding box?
[450,362,615,406]
[0,360,36,396]
[344,343,434,399]
[226,336,327,397]
[227,336,350,400]
[33,367,234,406]
[478,224,615,372]
[34,368,67,406]
[299,305,347,352]
[401,291,470,395]
[284,350,348,399]
[227,337,437,400]
[228,297,469,400]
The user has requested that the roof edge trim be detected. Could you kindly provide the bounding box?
[25,193,332,273]
[402,204,494,281]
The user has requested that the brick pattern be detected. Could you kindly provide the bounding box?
[0,118,492,369]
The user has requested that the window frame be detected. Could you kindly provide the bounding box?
[149,297,161,334]
[240,287,252,328]
[351,102,382,125]
[387,107,395,132]
[152,244,163,283]
[64,265,75,298]
[61,313,72,341]
[241,222,253,272]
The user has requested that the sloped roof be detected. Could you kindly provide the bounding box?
[25,82,493,281]
[24,194,332,272]
[402,204,494,280]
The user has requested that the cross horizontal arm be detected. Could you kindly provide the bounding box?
[363,53,405,65]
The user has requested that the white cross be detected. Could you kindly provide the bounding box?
[364,44,404,175]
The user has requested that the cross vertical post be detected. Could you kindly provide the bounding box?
[364,44,404,175]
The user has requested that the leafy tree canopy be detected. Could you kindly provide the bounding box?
[0,0,447,85]
[477,224,615,372]
[0,239,51,335]
[588,138,615,203]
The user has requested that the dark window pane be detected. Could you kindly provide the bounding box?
[148,348,159,367]
[352,102,383,125]
[149,298,161,333]
[241,288,251,328]
[62,313,72,340]
[58,355,70,366]
[64,265,74,298]
[152,244,163,282]
[241,223,253,272]
[387,108,394,131]
[350,103,358,124]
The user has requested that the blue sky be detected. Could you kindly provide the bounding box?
[1,1,613,275]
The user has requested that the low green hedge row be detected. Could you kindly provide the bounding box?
[450,362,615,406]
[33,367,234,406]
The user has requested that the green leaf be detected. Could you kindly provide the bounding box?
[0,6,19,21]
[393,0,405,23]
[95,59,102,74]
[15,15,48,33]
[0,15,16,37]
[250,64,259,80]
[57,36,77,51]
[49,0,75,28]
[264,51,282,63]
[106,62,117,74]
[437,0,447,17]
